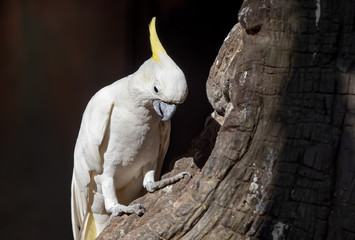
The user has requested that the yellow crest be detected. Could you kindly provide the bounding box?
[149,17,166,62]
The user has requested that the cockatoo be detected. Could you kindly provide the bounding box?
[71,17,190,240]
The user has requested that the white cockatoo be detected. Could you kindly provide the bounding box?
[71,17,190,240]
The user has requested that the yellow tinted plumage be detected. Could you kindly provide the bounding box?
[83,212,97,240]
[149,17,166,62]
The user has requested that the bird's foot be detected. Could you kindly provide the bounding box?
[145,171,192,192]
[108,203,146,220]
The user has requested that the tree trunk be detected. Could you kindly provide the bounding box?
[98,0,355,239]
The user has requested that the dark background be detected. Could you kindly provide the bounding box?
[0,0,243,239]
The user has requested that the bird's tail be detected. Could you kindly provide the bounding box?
[80,212,97,240]
[71,174,98,240]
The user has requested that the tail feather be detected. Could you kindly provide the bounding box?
[71,173,90,240]
[81,212,97,240]
[71,177,81,239]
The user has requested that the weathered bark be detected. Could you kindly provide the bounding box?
[98,0,355,239]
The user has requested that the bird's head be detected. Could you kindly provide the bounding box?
[134,17,188,121]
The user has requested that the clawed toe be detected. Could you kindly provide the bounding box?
[134,204,146,216]
[180,171,192,178]
[109,203,146,220]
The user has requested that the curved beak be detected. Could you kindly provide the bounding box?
[153,100,177,121]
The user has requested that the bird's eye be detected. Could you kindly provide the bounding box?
[154,86,159,93]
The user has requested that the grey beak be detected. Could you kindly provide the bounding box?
[153,100,177,121]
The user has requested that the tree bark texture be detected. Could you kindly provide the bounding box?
[98,0,355,239]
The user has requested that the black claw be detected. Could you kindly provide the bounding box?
[181,172,192,184]
[137,210,145,217]
[136,204,146,216]
[181,171,192,178]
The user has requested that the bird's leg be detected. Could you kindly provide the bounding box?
[143,170,191,193]
[96,175,145,218]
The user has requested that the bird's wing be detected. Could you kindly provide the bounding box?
[78,87,115,175]
[155,120,171,180]
[71,86,114,239]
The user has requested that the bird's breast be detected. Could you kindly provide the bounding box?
[102,105,161,188]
